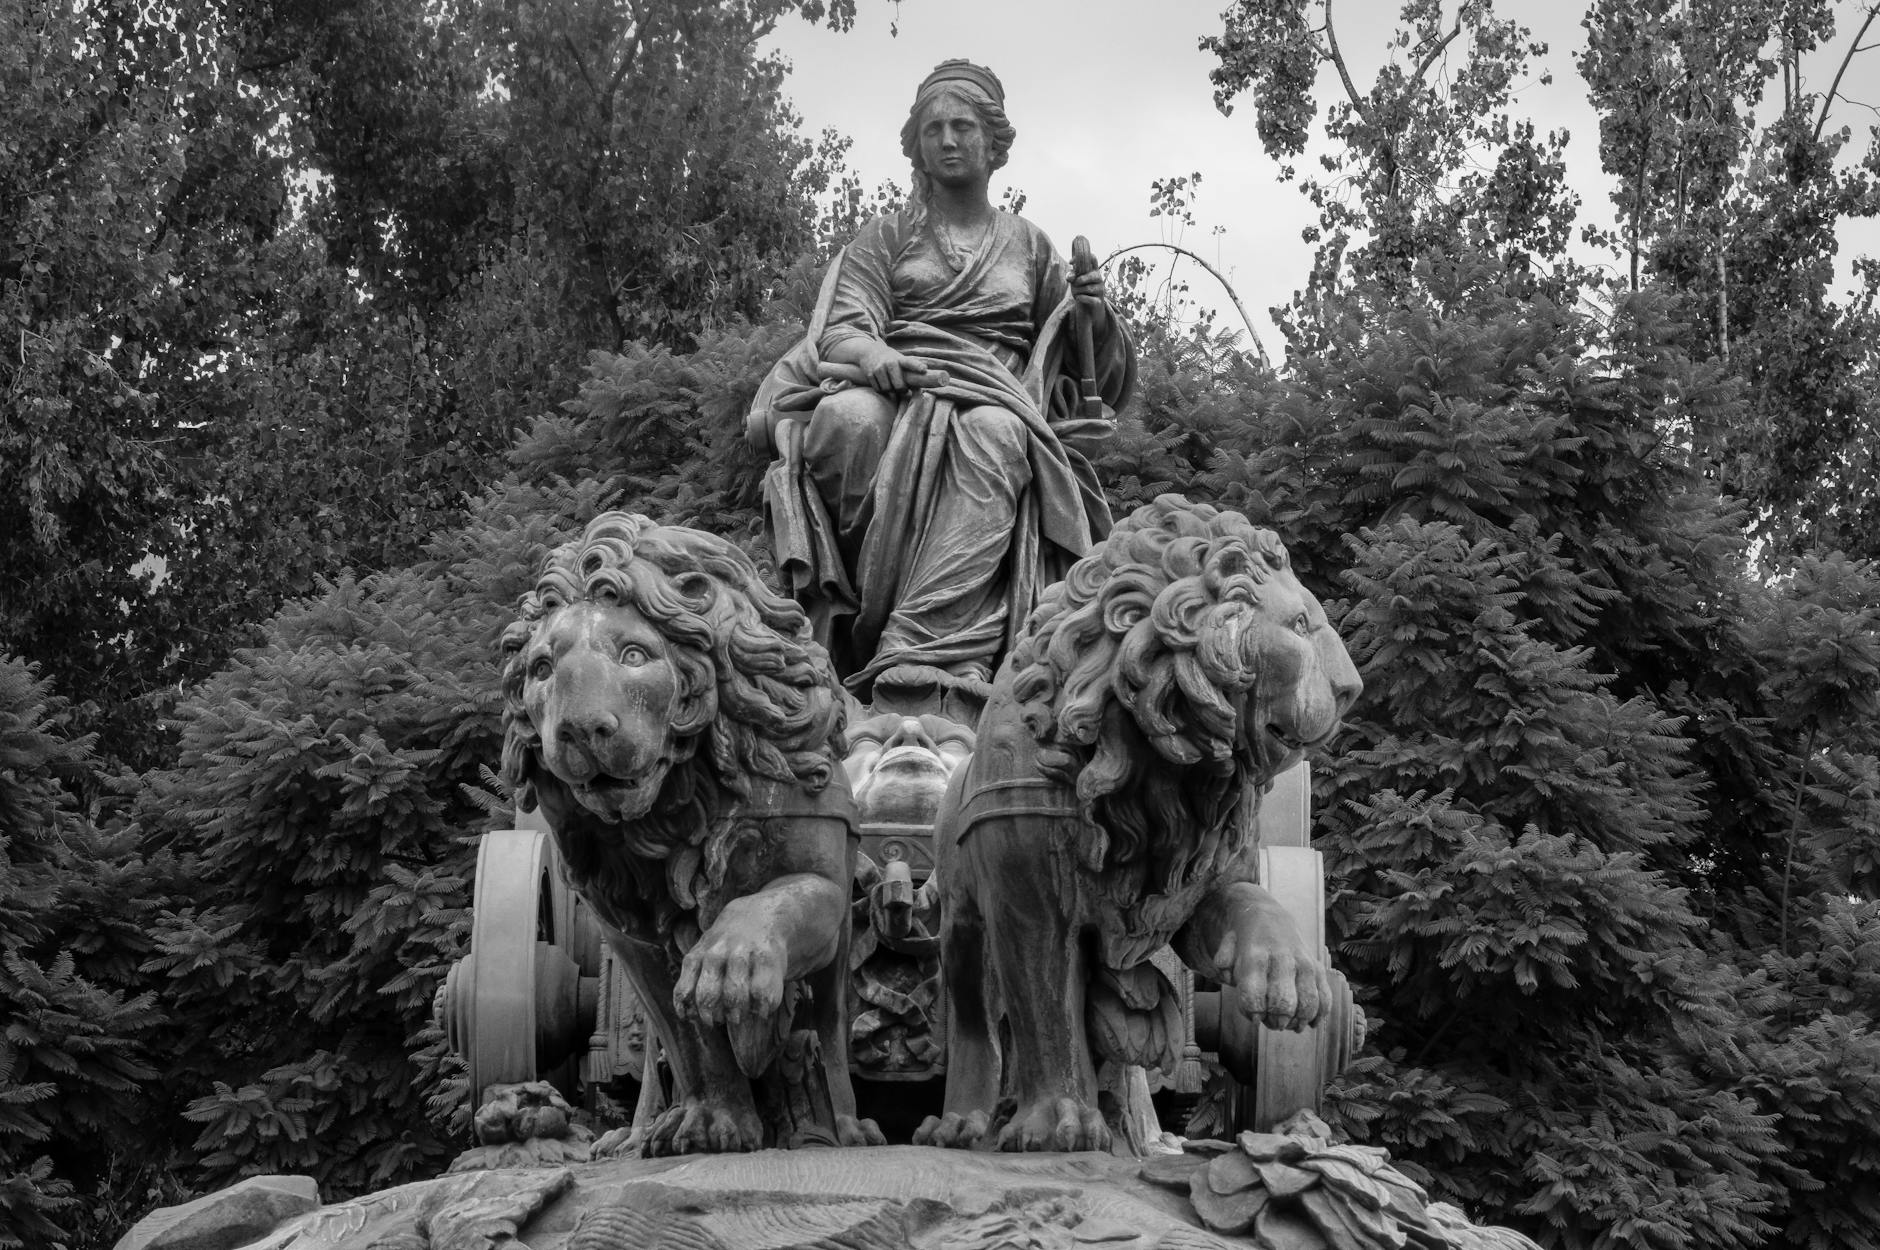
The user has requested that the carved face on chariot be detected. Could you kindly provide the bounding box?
[843,712,976,827]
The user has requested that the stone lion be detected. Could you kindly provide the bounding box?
[916,496,1362,1152]
[501,512,878,1154]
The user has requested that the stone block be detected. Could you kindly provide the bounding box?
[113,1174,320,1250]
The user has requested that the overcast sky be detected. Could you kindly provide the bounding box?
[765,0,1879,363]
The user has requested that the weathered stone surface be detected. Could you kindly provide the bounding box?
[113,1175,319,1250]
[231,1167,574,1250]
[208,1136,1550,1250]
[219,1148,1237,1250]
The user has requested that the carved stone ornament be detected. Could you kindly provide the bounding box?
[843,711,974,1082]
[1139,1111,1547,1250]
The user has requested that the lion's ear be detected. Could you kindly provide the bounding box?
[515,778,538,814]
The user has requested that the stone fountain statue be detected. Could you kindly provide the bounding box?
[750,58,1136,725]
[120,62,1545,1250]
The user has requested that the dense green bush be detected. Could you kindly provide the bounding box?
[0,660,167,1250]
[1171,248,1880,1249]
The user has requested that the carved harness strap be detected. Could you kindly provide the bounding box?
[953,776,1082,833]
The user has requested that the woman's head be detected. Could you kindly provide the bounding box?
[900,61,1015,208]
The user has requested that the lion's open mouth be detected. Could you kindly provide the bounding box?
[571,764,668,821]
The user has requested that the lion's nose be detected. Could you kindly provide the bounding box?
[558,711,620,746]
[1332,663,1362,720]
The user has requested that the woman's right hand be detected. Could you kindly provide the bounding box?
[853,342,930,393]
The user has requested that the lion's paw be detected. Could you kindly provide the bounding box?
[590,1125,640,1159]
[837,1114,887,1147]
[676,928,788,1030]
[996,1096,1111,1153]
[643,1097,764,1156]
[913,1110,991,1150]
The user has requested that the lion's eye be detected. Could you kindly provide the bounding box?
[619,644,650,667]
[1292,613,1312,637]
[529,656,553,681]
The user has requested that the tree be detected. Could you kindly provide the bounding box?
[133,478,592,1195]
[1203,0,1584,314]
[0,0,257,768]
[1173,250,1822,1245]
[1578,0,1880,557]
[1,0,867,776]
[130,295,822,1199]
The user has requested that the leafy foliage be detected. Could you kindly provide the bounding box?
[1204,0,1583,309]
[1156,202,1880,1242]
[0,659,167,1250]
[0,0,863,774]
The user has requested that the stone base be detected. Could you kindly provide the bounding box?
[201,1133,1544,1250]
[114,1175,320,1250]
[226,1147,1233,1250]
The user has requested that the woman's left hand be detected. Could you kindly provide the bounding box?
[1071,266,1109,333]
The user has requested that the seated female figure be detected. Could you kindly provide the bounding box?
[754,60,1134,720]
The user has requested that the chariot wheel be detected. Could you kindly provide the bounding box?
[439,823,600,1104]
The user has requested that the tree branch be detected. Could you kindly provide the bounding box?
[1321,0,1370,121]
[1100,243,1273,368]
[561,32,600,99]
[1410,13,1464,87]
[1813,2,1880,144]
[1779,725,1818,961]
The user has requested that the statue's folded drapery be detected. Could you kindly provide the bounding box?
[752,209,1135,699]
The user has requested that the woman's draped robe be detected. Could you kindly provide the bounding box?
[753,209,1136,700]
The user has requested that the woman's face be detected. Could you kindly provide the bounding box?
[917,91,992,189]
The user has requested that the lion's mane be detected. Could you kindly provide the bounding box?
[1008,495,1294,888]
[501,513,846,879]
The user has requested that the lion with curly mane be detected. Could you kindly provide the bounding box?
[501,512,877,1154]
[916,496,1361,1152]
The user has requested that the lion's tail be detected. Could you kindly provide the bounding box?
[1085,962,1183,1074]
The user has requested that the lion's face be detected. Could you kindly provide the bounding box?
[516,599,690,824]
[1230,568,1361,775]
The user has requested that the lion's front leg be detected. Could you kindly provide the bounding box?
[1176,880,1330,1032]
[960,815,1111,1154]
[610,936,764,1156]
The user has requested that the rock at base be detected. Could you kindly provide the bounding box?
[113,1175,320,1250]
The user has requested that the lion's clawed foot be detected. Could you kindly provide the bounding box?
[996,1096,1111,1153]
[642,1096,764,1156]
[913,1109,992,1150]
[590,1125,639,1159]
[836,1114,887,1147]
